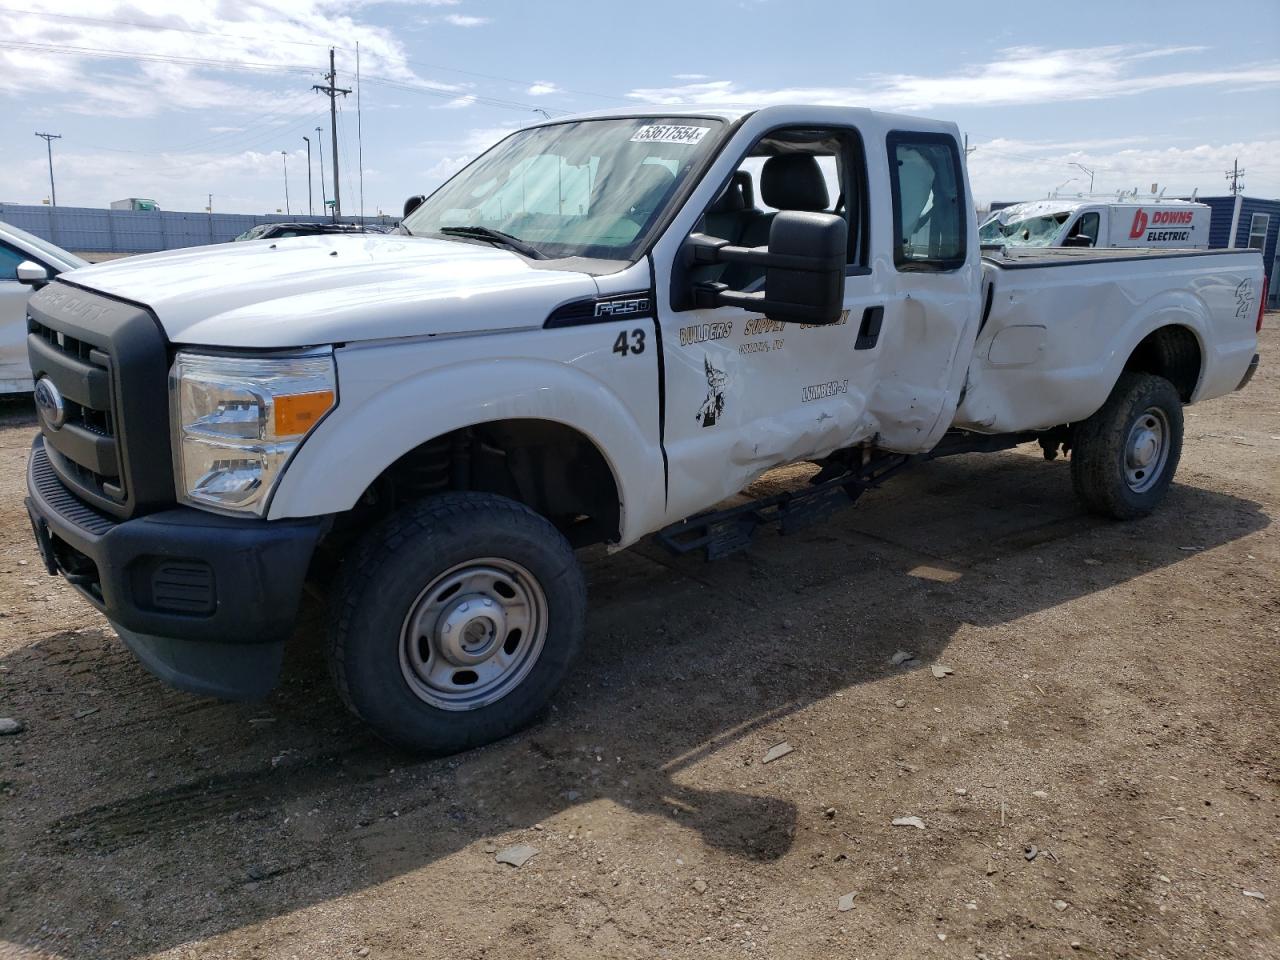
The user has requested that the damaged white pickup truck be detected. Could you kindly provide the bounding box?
[24,106,1264,752]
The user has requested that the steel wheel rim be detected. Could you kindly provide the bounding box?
[1123,405,1170,494]
[399,557,548,711]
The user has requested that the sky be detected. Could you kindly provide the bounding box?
[1,0,1278,216]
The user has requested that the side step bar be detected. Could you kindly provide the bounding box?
[655,430,1044,561]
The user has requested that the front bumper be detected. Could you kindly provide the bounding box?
[25,436,327,699]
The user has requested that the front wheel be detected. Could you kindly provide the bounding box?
[1071,372,1184,520]
[328,492,586,754]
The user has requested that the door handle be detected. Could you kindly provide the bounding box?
[854,306,884,350]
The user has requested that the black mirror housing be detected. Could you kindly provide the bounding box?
[403,195,426,219]
[685,211,848,324]
[763,211,847,323]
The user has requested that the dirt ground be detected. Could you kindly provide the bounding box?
[1,323,1277,960]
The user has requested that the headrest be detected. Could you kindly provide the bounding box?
[761,154,829,211]
[707,172,752,213]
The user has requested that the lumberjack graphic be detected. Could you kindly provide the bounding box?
[697,355,727,428]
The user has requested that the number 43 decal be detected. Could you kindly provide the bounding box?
[612,328,646,357]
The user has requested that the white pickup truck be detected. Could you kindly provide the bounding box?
[23,106,1265,753]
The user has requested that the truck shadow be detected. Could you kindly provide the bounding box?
[0,450,1269,958]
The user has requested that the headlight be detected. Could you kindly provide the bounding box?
[170,351,337,515]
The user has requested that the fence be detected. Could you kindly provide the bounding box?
[0,204,396,254]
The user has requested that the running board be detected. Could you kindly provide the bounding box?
[656,453,910,561]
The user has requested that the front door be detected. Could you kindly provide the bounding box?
[655,126,886,523]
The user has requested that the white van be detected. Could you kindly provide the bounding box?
[980,198,1211,250]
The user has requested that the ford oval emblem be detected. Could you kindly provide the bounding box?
[34,377,66,431]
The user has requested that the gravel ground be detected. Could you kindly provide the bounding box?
[1,321,1276,960]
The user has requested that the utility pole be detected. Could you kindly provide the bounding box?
[282,151,292,215]
[34,132,62,206]
[313,48,350,220]
[1225,158,1245,196]
[207,194,213,212]
[315,126,328,213]
[303,136,314,216]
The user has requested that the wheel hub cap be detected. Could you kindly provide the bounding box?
[436,595,507,666]
[398,558,548,712]
[1123,406,1170,494]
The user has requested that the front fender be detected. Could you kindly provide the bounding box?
[268,339,665,546]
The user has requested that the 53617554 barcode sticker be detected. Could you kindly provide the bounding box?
[630,125,711,145]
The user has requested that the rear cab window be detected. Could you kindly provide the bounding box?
[886,132,966,271]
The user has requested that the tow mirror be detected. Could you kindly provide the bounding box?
[403,195,426,219]
[16,261,49,289]
[1063,234,1094,248]
[685,211,847,324]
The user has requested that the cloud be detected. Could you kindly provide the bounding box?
[673,73,708,81]
[443,13,490,26]
[627,45,1280,112]
[0,0,434,118]
[526,81,559,96]
[966,137,1280,204]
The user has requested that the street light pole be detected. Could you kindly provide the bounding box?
[282,151,291,216]
[34,132,61,206]
[315,126,328,214]
[1069,162,1096,193]
[303,136,314,216]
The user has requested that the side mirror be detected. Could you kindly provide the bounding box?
[403,195,426,219]
[16,261,49,289]
[685,211,847,324]
[1062,234,1094,248]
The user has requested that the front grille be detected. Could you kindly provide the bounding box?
[26,281,174,520]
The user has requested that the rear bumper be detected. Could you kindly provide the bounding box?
[25,436,327,699]
[1236,353,1260,391]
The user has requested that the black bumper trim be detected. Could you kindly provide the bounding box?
[1236,353,1260,391]
[26,435,327,649]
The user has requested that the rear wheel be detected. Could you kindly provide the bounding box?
[329,492,585,754]
[1071,372,1183,520]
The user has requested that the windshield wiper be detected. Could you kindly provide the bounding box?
[437,225,545,260]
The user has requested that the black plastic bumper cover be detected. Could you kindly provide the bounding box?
[1236,353,1260,391]
[25,436,327,699]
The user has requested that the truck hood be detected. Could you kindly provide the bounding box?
[62,233,600,347]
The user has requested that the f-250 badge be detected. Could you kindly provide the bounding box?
[697,355,727,427]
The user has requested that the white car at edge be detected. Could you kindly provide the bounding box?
[0,221,86,392]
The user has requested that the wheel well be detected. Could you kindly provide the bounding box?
[349,420,621,549]
[1124,325,1201,402]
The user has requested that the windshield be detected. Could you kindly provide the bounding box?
[402,117,726,261]
[979,212,1070,247]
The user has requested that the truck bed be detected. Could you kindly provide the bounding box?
[953,245,1263,434]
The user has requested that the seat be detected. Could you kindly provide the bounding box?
[721,154,831,289]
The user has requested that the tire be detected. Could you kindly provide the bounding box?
[1071,372,1183,520]
[329,492,585,754]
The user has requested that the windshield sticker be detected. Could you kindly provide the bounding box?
[630,125,712,145]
